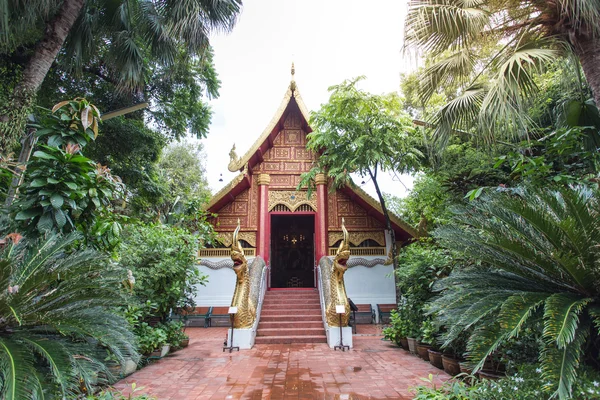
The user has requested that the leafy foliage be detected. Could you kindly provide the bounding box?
[9,100,123,247]
[431,186,600,399]
[0,232,138,399]
[404,0,600,146]
[412,363,600,400]
[119,223,207,322]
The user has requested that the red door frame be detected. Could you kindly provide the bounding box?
[268,211,316,289]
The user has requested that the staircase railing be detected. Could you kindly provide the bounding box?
[249,257,268,334]
[316,256,332,332]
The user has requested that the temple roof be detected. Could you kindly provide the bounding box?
[206,73,417,240]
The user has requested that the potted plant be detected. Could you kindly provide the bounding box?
[136,323,168,358]
[441,334,466,376]
[417,319,436,361]
[161,321,189,350]
[382,309,409,350]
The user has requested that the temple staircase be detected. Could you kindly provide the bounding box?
[255,289,326,344]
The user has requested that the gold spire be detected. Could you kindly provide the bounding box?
[291,62,295,79]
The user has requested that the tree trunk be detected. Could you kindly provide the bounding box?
[573,33,600,106]
[0,0,84,152]
[368,169,402,305]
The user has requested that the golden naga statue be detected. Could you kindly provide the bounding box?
[230,220,256,329]
[326,218,351,327]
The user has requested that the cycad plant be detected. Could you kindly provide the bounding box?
[432,186,600,399]
[0,233,137,399]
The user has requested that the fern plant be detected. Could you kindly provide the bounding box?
[432,186,600,399]
[0,232,138,399]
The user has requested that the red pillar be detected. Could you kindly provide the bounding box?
[315,173,328,261]
[257,174,270,265]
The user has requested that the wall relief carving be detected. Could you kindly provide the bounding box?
[268,190,317,212]
[328,231,385,247]
[216,231,257,247]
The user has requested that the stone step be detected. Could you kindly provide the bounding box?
[263,297,320,302]
[261,303,321,310]
[259,314,322,322]
[258,321,323,329]
[257,327,325,337]
[264,291,319,297]
[254,335,327,344]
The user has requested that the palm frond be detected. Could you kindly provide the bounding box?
[543,293,592,348]
[541,320,590,399]
[405,0,489,54]
[430,85,486,147]
[0,337,39,399]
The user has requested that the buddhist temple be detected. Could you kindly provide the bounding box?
[195,67,416,342]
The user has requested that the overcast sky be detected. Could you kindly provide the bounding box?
[200,0,418,199]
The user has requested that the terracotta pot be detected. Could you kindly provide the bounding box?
[407,337,418,354]
[478,370,505,380]
[417,343,432,361]
[399,337,409,350]
[441,354,461,376]
[459,362,473,376]
[428,349,443,369]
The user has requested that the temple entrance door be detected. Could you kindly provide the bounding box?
[270,215,315,288]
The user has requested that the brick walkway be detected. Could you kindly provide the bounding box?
[113,326,448,400]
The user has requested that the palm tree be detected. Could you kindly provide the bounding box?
[0,232,138,398]
[405,0,600,147]
[0,0,242,152]
[431,186,600,399]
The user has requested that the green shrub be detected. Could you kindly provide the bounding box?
[412,364,600,400]
[159,321,188,348]
[134,323,167,355]
[119,223,207,322]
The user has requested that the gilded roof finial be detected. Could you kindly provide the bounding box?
[290,62,296,92]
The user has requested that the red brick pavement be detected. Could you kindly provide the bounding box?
[113,326,448,400]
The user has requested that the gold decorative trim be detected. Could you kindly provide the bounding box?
[268,190,317,212]
[328,247,386,256]
[257,174,271,186]
[216,231,257,247]
[199,248,256,258]
[315,173,327,186]
[206,171,246,210]
[227,82,312,172]
[328,231,385,247]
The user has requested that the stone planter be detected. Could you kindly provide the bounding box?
[149,344,170,358]
[441,354,461,376]
[428,349,443,369]
[122,357,138,376]
[417,343,432,361]
[399,337,409,350]
[407,337,418,354]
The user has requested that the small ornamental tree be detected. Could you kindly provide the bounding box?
[8,99,123,250]
[299,77,422,301]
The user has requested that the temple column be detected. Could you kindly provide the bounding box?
[257,174,271,265]
[315,173,328,261]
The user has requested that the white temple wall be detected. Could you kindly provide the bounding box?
[194,261,236,307]
[345,259,396,323]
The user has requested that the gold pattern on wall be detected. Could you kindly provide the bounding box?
[216,231,257,247]
[268,191,317,212]
[328,231,386,247]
